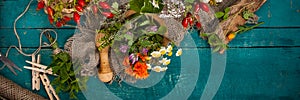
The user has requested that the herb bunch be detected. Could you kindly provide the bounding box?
[44,33,88,99]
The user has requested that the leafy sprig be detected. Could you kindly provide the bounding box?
[215,7,230,20]
[44,33,88,99]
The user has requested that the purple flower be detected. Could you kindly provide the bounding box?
[129,54,138,64]
[126,32,132,35]
[119,45,128,53]
[142,48,148,54]
[146,25,158,32]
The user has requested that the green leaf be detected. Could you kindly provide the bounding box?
[140,40,151,46]
[215,12,225,18]
[112,2,119,10]
[139,20,150,26]
[128,40,134,45]
[223,13,229,20]
[156,26,167,35]
[212,46,221,52]
[129,0,145,13]
[224,7,230,13]
[185,0,195,4]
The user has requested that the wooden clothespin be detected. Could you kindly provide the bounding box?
[24,57,60,100]
[40,74,60,100]
[31,54,41,90]
[24,61,56,75]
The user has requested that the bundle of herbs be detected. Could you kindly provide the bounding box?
[43,32,88,99]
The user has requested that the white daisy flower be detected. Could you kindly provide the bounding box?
[159,47,167,55]
[161,67,168,71]
[159,58,168,63]
[166,45,173,53]
[176,48,182,56]
[163,59,171,65]
[152,66,162,72]
[151,51,161,58]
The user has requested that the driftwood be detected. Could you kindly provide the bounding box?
[218,0,267,43]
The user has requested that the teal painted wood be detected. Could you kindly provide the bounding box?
[1,0,300,100]
[0,28,75,48]
[1,0,300,28]
[0,48,299,99]
[1,28,300,48]
[257,0,300,27]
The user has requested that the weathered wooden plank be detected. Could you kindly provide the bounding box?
[1,47,299,99]
[0,0,300,28]
[257,0,300,27]
[0,28,75,48]
[1,28,300,48]
[182,28,300,48]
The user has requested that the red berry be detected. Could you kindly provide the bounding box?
[78,0,86,7]
[46,7,54,17]
[194,3,200,13]
[56,21,63,27]
[73,12,80,24]
[48,15,54,24]
[63,16,71,22]
[99,2,111,9]
[101,12,114,18]
[92,5,98,14]
[200,2,210,12]
[36,0,45,11]
[187,17,193,25]
[182,17,189,29]
[196,22,202,29]
[75,5,83,12]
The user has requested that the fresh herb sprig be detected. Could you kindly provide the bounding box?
[44,33,88,99]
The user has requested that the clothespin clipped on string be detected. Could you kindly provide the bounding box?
[24,57,60,100]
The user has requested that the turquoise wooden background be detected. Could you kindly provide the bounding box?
[1,0,300,100]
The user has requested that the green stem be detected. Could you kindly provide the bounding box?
[44,32,59,50]
[237,22,264,34]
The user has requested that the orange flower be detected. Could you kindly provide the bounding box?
[133,62,149,79]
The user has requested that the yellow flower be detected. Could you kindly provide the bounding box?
[167,45,173,52]
[151,51,161,58]
[163,59,171,65]
[152,66,162,72]
[176,48,182,56]
[159,47,167,55]
[167,52,172,56]
[146,57,152,61]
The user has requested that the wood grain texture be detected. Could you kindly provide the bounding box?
[0,0,300,28]
[0,0,300,99]
[0,28,299,48]
[0,48,299,99]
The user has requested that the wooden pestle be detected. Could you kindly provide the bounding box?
[95,33,113,83]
